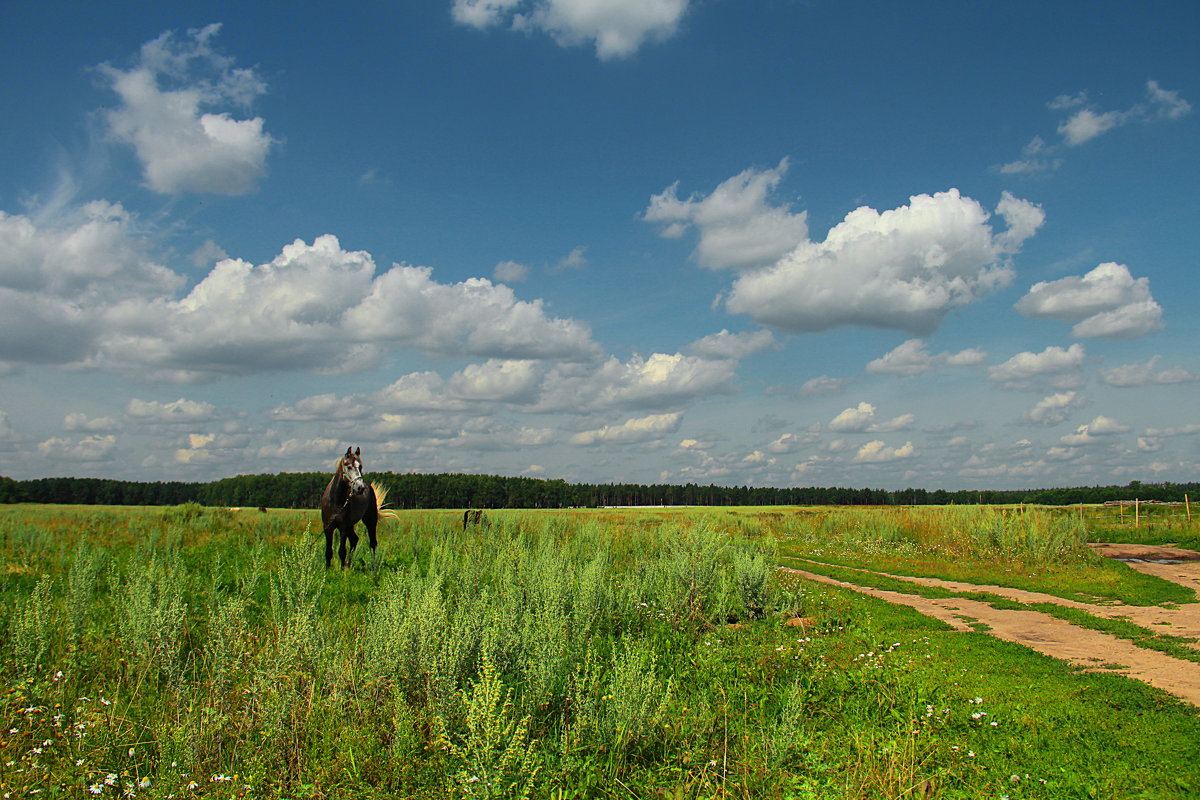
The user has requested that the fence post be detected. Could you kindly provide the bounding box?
[1187,494,1192,522]
[1135,498,1140,528]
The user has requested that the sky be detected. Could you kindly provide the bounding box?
[0,1,1197,491]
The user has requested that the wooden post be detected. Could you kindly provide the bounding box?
[1120,503,1125,525]
[1135,498,1140,528]
[1187,494,1192,522]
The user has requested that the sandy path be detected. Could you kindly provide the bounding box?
[780,543,1200,708]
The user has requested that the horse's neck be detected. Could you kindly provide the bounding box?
[329,469,349,503]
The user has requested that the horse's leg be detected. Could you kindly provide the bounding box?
[323,520,336,568]
[348,525,360,568]
[338,523,350,569]
[364,504,379,556]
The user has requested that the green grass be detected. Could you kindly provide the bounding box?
[1,503,1199,798]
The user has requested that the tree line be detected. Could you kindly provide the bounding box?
[0,472,1196,509]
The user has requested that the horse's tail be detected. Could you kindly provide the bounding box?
[371,482,400,522]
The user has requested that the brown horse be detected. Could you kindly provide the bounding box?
[320,446,394,568]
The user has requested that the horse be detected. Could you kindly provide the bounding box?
[320,446,395,568]
[463,508,488,530]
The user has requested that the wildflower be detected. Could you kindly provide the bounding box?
[211,775,231,782]
[89,786,104,795]
[138,779,151,789]
[186,782,198,790]
[105,774,118,786]
[76,760,85,767]
[128,748,136,757]
[99,698,111,706]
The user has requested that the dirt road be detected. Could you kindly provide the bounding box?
[781,543,1200,707]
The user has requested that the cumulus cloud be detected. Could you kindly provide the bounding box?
[866,338,986,376]
[494,260,530,283]
[63,413,119,432]
[644,159,810,270]
[89,235,599,382]
[1,186,602,387]
[853,440,915,463]
[537,352,736,412]
[724,189,1043,335]
[569,411,682,445]
[1016,262,1163,338]
[686,329,779,360]
[38,434,117,462]
[1100,356,1199,387]
[1059,415,1131,445]
[0,203,182,365]
[452,0,689,59]
[988,344,1086,389]
[829,402,876,433]
[1025,391,1085,425]
[99,24,275,195]
[126,398,218,423]
[826,402,912,434]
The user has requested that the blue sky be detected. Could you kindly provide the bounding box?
[1,0,1197,491]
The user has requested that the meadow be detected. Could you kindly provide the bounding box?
[2,503,1199,799]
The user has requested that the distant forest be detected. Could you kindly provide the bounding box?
[0,472,1196,509]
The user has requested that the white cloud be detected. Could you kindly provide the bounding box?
[83,235,599,382]
[799,376,847,396]
[452,0,690,59]
[999,136,1062,175]
[63,413,119,432]
[644,159,809,270]
[1002,81,1190,173]
[724,189,1042,335]
[1057,81,1191,146]
[494,260,530,283]
[687,329,778,360]
[866,338,986,376]
[0,203,182,365]
[853,440,915,463]
[447,359,542,403]
[99,24,275,195]
[1016,262,1163,338]
[1100,356,1199,387]
[1059,415,1131,445]
[38,434,117,462]
[829,402,876,433]
[552,245,588,272]
[1025,391,1085,425]
[126,398,218,423]
[537,352,736,412]
[988,344,1086,388]
[569,411,682,445]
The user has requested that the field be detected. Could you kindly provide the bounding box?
[2,503,1199,799]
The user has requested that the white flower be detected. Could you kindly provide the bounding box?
[88,786,104,795]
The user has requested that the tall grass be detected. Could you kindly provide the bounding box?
[2,504,1198,798]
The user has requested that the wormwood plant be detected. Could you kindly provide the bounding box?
[437,655,540,799]
[117,551,187,680]
[8,573,54,674]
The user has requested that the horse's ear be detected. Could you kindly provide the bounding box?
[345,446,353,457]
[355,446,361,457]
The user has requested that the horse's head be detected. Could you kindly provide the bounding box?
[338,446,367,496]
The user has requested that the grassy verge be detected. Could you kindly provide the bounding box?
[788,557,1200,666]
